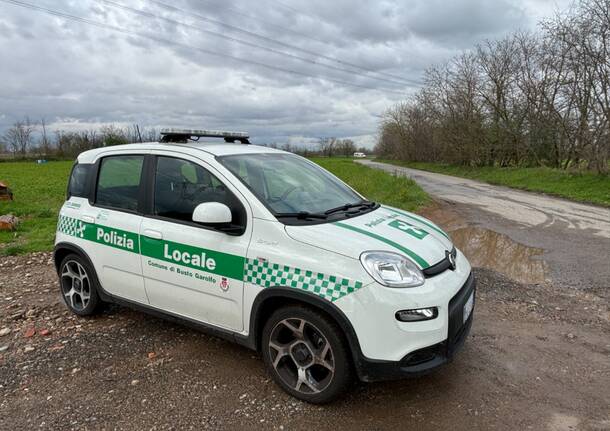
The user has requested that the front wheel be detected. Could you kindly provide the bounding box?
[261,305,353,403]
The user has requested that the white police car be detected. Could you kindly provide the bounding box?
[54,129,475,403]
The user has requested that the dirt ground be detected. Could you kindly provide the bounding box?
[0,248,608,430]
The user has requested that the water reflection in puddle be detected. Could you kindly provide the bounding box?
[419,204,549,285]
[451,227,549,285]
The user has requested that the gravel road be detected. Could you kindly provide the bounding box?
[358,160,610,292]
[0,250,608,430]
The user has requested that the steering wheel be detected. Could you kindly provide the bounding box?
[269,185,305,203]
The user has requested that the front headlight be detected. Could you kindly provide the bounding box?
[360,251,425,288]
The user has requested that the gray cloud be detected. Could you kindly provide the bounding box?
[0,0,567,148]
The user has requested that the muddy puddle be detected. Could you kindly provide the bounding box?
[420,204,549,285]
[450,227,549,285]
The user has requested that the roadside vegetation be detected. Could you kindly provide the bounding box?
[377,0,609,175]
[312,157,429,211]
[0,161,72,255]
[378,159,610,207]
[0,158,429,256]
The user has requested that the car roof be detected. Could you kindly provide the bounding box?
[76,141,289,163]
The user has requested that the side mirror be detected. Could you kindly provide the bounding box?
[192,202,232,225]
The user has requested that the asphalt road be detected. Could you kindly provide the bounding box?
[358,160,610,293]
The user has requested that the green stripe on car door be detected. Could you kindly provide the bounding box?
[57,215,365,302]
[382,206,450,240]
[334,222,429,268]
[140,236,246,280]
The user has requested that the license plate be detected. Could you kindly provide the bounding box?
[463,292,474,323]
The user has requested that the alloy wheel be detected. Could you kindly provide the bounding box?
[60,260,91,311]
[268,318,335,394]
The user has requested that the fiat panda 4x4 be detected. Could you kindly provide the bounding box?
[54,129,475,403]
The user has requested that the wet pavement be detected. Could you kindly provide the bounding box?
[359,160,610,293]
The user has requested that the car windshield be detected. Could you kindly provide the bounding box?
[218,153,364,216]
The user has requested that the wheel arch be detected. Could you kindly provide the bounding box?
[247,287,366,377]
[54,242,90,273]
[53,242,110,301]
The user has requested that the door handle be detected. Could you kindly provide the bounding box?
[81,215,95,223]
[143,229,163,240]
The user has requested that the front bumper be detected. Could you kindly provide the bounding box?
[356,272,476,382]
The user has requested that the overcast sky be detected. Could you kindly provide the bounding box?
[0,0,569,148]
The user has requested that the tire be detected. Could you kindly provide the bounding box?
[58,253,102,316]
[261,305,353,403]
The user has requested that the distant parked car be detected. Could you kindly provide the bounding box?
[353,152,366,158]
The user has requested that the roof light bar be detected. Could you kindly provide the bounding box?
[160,128,250,144]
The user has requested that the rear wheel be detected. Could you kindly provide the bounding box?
[261,305,353,403]
[59,253,102,316]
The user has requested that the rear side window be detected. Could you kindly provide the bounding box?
[95,155,144,212]
[67,163,92,198]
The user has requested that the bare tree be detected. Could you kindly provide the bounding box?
[40,118,52,156]
[376,0,609,174]
[318,137,338,157]
[3,118,35,158]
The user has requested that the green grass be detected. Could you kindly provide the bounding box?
[377,159,610,207]
[311,157,430,211]
[0,161,73,255]
[0,158,430,256]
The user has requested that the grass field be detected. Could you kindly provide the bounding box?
[0,161,73,255]
[377,159,610,207]
[0,158,429,255]
[312,157,429,210]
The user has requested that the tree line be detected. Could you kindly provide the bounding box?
[0,118,367,160]
[376,0,610,174]
[0,119,160,159]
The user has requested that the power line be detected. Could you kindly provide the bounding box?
[0,0,406,95]
[95,0,409,88]
[144,0,420,86]
[195,0,329,45]
[269,0,320,22]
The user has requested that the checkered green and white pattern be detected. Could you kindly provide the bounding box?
[57,215,86,238]
[244,258,363,302]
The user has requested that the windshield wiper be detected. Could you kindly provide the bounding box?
[275,211,328,220]
[324,200,377,215]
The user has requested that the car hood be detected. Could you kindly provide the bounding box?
[284,205,453,269]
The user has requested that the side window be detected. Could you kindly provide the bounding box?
[153,156,245,228]
[68,163,92,198]
[95,155,144,212]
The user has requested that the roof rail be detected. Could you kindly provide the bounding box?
[159,128,250,144]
